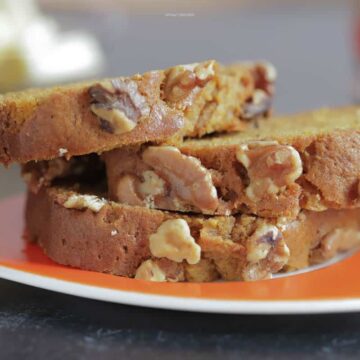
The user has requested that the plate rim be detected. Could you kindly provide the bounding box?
[2,264,360,314]
[2,193,360,314]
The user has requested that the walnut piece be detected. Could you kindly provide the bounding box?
[138,170,166,198]
[163,61,215,106]
[243,223,289,281]
[142,146,219,213]
[149,219,201,264]
[156,258,185,282]
[89,79,150,134]
[135,258,184,282]
[115,171,166,207]
[135,259,166,282]
[243,90,272,119]
[246,224,280,263]
[242,263,273,282]
[58,148,68,157]
[243,61,276,119]
[63,194,107,213]
[115,174,143,206]
[236,141,302,202]
[253,61,277,93]
[90,107,137,133]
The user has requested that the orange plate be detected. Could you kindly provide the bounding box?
[1,194,360,314]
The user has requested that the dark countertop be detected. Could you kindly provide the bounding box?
[1,279,360,359]
[0,3,358,359]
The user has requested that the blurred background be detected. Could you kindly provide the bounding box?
[0,0,355,198]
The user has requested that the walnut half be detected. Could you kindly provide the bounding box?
[89,79,150,134]
[163,61,215,108]
[135,259,166,282]
[142,146,219,213]
[149,219,201,265]
[135,258,185,282]
[62,194,107,213]
[246,224,280,263]
[243,61,277,119]
[243,224,290,281]
[236,140,303,203]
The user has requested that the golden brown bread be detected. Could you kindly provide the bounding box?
[22,106,360,219]
[25,183,360,282]
[100,106,360,218]
[0,60,274,165]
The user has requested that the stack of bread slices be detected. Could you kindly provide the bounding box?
[1,60,360,282]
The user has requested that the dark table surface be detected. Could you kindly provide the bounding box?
[2,278,360,359]
[1,3,359,359]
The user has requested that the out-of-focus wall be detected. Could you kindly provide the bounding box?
[39,0,347,12]
[47,1,352,113]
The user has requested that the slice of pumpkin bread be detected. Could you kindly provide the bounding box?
[23,106,360,219]
[100,106,360,218]
[25,183,360,282]
[0,60,275,164]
